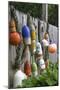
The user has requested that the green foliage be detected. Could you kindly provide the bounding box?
[9,2,58,88]
[9,2,58,26]
[9,2,58,27]
[9,2,42,18]
[48,4,58,26]
[21,62,58,87]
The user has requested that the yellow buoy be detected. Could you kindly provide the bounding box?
[31,40,36,54]
[31,24,36,40]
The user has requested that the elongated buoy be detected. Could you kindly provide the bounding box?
[31,40,36,54]
[23,46,31,77]
[36,42,43,55]
[22,25,31,45]
[35,42,43,59]
[31,24,36,40]
[24,60,31,77]
[31,62,38,76]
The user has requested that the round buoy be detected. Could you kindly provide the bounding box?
[9,32,21,46]
[48,43,57,53]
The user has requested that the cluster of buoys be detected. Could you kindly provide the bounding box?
[36,42,45,72]
[41,32,57,68]
[9,18,57,88]
[42,32,57,54]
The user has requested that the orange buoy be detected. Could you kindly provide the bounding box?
[9,32,21,46]
[24,60,31,77]
[48,43,57,53]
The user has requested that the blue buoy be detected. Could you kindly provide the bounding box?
[22,25,30,38]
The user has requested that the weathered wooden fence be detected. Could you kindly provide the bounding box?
[16,10,58,62]
[8,9,59,88]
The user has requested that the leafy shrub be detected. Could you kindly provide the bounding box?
[21,62,58,87]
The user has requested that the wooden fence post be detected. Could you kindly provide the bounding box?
[42,4,49,65]
[38,19,41,42]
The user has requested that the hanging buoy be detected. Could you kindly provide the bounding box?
[37,58,45,70]
[9,18,16,27]
[22,25,30,38]
[9,32,21,46]
[44,32,49,40]
[31,62,38,76]
[31,24,36,40]
[23,46,31,77]
[48,43,57,53]
[13,69,27,88]
[42,39,49,47]
[24,60,31,77]
[9,18,16,32]
[22,25,31,45]
[36,42,43,58]
[9,26,16,32]
[31,40,36,54]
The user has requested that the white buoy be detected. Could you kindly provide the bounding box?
[38,58,45,70]
[42,39,49,47]
[36,42,43,55]
[13,70,27,88]
[24,37,31,45]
